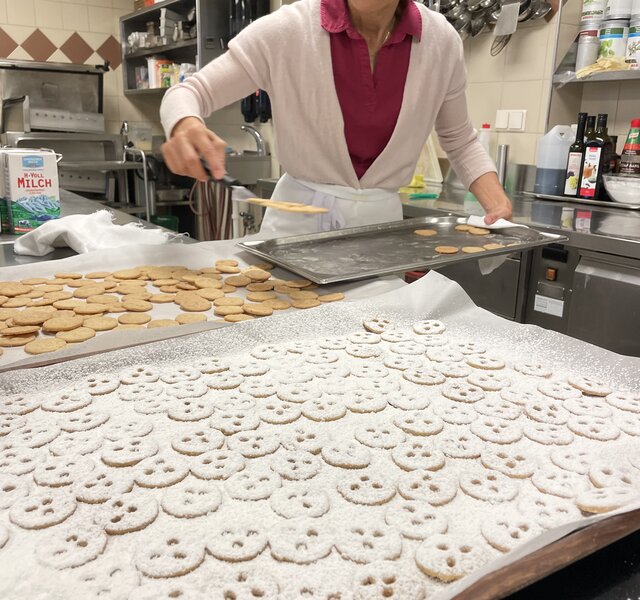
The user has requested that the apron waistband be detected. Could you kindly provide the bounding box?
[292,175,399,203]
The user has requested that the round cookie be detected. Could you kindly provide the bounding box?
[415,534,487,582]
[270,484,330,519]
[36,520,107,568]
[135,529,205,578]
[268,518,334,564]
[414,229,437,236]
[56,327,96,343]
[435,246,459,254]
[161,477,222,518]
[398,469,457,505]
[337,470,396,505]
[335,519,402,564]
[82,316,118,331]
[206,521,268,562]
[95,492,158,534]
[25,338,67,355]
[10,489,76,529]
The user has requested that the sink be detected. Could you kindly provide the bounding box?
[226,155,271,186]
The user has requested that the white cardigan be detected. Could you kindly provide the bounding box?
[160,0,496,191]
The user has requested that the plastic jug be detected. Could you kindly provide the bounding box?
[534,125,575,195]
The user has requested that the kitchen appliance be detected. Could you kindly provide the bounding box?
[0,60,149,215]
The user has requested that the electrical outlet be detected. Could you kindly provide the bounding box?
[507,110,527,131]
[495,110,509,130]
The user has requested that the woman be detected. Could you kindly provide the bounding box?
[160,0,512,236]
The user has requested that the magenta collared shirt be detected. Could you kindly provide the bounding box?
[321,0,422,180]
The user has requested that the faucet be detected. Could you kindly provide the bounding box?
[240,125,266,156]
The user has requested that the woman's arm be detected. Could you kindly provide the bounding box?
[468,172,512,224]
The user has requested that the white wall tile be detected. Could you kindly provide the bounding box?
[0,24,32,44]
[48,49,71,62]
[38,28,73,48]
[466,33,506,83]
[504,25,552,81]
[62,3,89,31]
[465,82,503,129]
[560,0,582,25]
[614,80,640,134]
[7,0,34,26]
[501,80,545,133]
[497,131,540,164]
[89,6,115,34]
[0,0,8,24]
[580,82,620,124]
[35,0,63,29]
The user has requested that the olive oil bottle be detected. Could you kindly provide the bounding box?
[564,112,588,197]
[578,113,612,200]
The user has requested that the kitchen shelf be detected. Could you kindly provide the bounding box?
[553,69,640,86]
[121,0,195,24]
[124,87,169,97]
[124,38,197,60]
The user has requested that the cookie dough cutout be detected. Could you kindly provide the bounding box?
[462,246,486,254]
[175,313,207,325]
[385,500,448,540]
[335,520,402,564]
[352,563,426,600]
[268,518,334,564]
[435,246,459,254]
[243,302,273,317]
[147,319,179,328]
[454,224,471,232]
[337,470,396,505]
[96,493,158,535]
[484,242,506,250]
[161,478,222,518]
[0,334,36,347]
[25,338,67,355]
[270,484,330,519]
[83,316,118,331]
[1,325,39,336]
[469,227,490,235]
[576,487,640,514]
[481,514,542,553]
[135,529,205,577]
[318,293,344,303]
[206,522,268,562]
[36,520,107,569]
[414,229,437,237]
[56,327,96,343]
[415,534,487,582]
[10,490,77,529]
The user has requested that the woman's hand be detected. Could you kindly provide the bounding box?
[161,117,227,181]
[468,172,513,225]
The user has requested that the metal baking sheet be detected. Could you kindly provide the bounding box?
[523,190,640,210]
[238,215,566,284]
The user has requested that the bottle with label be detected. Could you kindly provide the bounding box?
[564,112,588,196]
[583,115,596,142]
[620,118,640,175]
[578,113,612,199]
[609,135,620,172]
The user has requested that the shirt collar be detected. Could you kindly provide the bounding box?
[321,0,422,42]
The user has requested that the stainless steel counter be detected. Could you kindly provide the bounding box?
[0,190,163,268]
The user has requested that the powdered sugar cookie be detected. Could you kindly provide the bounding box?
[415,534,486,582]
[589,462,640,489]
[273,367,315,385]
[232,359,270,377]
[362,316,391,334]
[10,489,76,529]
[0,523,8,549]
[538,381,582,401]
[0,444,44,474]
[352,562,426,600]
[385,500,447,540]
[284,426,329,455]
[282,580,345,600]
[361,377,401,396]
[161,478,222,518]
[500,388,541,406]
[413,320,446,335]
[259,400,302,424]
[442,381,484,403]
[321,377,356,397]
[426,347,464,363]
[75,467,134,504]
[466,355,505,370]
[270,450,321,481]
[193,357,230,374]
[453,341,486,355]
[381,330,413,344]
[440,431,483,459]
[171,428,224,455]
[525,398,569,425]
[568,376,611,397]
[0,473,28,509]
[393,411,444,436]
[459,469,519,502]
[567,415,620,441]
[384,354,424,371]
[514,362,553,378]
[348,331,382,345]
[519,494,581,528]
[136,529,205,577]
[434,361,472,378]
[118,382,164,402]
[269,518,334,563]
[41,390,92,413]
[322,440,371,469]
[524,422,574,445]
[421,335,450,347]
[356,425,405,449]
[226,467,281,500]
[250,344,287,361]
[346,344,383,359]
[71,559,140,599]
[475,398,521,420]
[164,381,208,400]
[481,514,542,553]
[481,449,537,479]
[10,421,60,448]
[36,520,107,569]
[227,430,280,458]
[471,417,522,444]
[191,450,245,480]
[392,440,445,471]
[134,453,189,488]
[129,582,208,600]
[403,368,446,386]
[564,397,612,418]
[302,396,347,422]
[550,448,591,475]
[606,390,640,413]
[210,409,260,435]
[120,365,160,385]
[239,380,278,398]
[0,414,26,437]
[336,519,402,564]
[531,467,587,498]
[134,396,167,415]
[276,383,322,404]
[60,409,109,432]
[104,419,153,441]
[206,521,268,562]
[101,437,159,467]
[436,403,477,425]
[313,363,351,379]
[284,340,308,354]
[398,469,457,505]
[167,398,214,422]
[160,366,202,385]
[34,456,94,488]
[96,492,158,534]
[345,390,388,414]
[388,341,426,357]
[338,470,396,505]
[317,336,349,350]
[616,412,640,436]
[387,390,430,411]
[204,372,244,390]
[575,487,640,514]
[1,393,40,415]
[211,571,279,600]
[79,375,120,396]
[351,364,390,379]
[468,372,510,392]
[270,484,330,519]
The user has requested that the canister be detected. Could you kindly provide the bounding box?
[626,18,640,67]
[605,0,632,18]
[599,19,630,59]
[577,19,602,70]
[582,0,605,21]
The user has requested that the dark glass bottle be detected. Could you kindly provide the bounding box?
[578,113,611,200]
[609,135,620,173]
[583,115,596,143]
[564,112,588,197]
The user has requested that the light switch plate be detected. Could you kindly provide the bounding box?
[495,110,509,130]
[507,110,527,131]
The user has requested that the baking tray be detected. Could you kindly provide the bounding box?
[523,190,640,211]
[238,215,566,284]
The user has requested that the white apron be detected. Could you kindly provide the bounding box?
[258,173,403,237]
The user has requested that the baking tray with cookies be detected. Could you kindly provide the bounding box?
[238,215,566,284]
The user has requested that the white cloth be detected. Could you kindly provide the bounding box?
[258,174,403,237]
[466,215,528,230]
[13,210,170,257]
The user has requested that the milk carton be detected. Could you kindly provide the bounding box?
[1,149,60,235]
